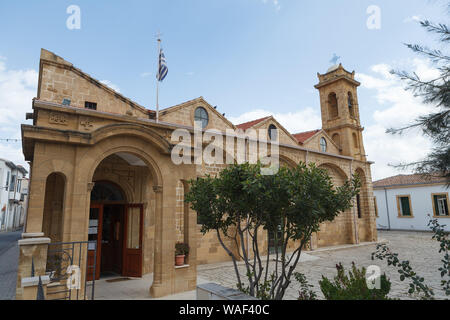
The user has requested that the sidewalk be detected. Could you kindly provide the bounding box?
[94,273,212,300]
[0,230,22,300]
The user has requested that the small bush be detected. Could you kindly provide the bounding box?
[294,272,317,300]
[175,242,189,256]
[319,262,391,300]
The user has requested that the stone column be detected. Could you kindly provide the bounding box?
[16,237,51,300]
[149,185,173,297]
[24,175,46,234]
[309,233,318,250]
[181,181,197,291]
[349,162,359,244]
[21,275,50,300]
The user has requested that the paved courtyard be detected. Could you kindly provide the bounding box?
[1,230,448,300]
[197,230,448,300]
[94,230,448,300]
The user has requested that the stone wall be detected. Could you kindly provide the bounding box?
[316,163,354,247]
[160,98,234,131]
[303,132,340,154]
[38,49,148,118]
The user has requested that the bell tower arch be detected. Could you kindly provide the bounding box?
[314,63,366,160]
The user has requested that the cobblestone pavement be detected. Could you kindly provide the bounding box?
[0,230,22,300]
[198,230,448,300]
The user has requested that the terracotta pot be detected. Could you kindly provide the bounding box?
[175,255,185,266]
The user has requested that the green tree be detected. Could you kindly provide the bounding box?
[185,162,360,300]
[388,3,450,183]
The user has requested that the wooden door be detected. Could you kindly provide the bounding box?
[100,206,114,273]
[112,205,124,274]
[122,204,143,277]
[87,204,103,281]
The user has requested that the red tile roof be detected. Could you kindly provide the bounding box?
[292,129,321,144]
[373,174,448,188]
[236,116,271,130]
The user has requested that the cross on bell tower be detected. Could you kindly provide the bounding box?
[314,64,366,161]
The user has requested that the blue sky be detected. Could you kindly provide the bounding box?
[0,0,447,179]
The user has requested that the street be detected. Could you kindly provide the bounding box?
[0,230,22,300]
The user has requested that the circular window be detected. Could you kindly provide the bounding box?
[268,124,277,141]
[194,107,209,129]
[320,137,327,152]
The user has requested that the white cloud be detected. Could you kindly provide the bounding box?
[0,58,37,171]
[228,107,321,133]
[100,80,121,93]
[261,0,281,11]
[140,72,152,78]
[356,58,438,180]
[403,15,422,23]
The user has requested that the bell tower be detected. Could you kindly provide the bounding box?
[314,64,366,161]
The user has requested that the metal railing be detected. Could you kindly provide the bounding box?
[46,241,96,300]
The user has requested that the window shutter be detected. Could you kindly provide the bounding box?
[400,197,411,216]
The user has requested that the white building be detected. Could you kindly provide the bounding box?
[0,158,28,231]
[374,174,449,232]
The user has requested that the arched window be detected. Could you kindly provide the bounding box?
[268,124,277,141]
[332,133,340,148]
[348,92,355,118]
[353,133,358,148]
[91,181,125,202]
[328,93,338,118]
[43,173,66,243]
[194,107,209,129]
[320,137,327,152]
[356,194,362,218]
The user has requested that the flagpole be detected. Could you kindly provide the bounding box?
[156,34,161,123]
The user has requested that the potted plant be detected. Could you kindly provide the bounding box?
[175,242,189,266]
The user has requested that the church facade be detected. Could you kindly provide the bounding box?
[16,49,377,299]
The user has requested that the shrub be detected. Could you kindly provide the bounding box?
[372,243,434,299]
[294,272,317,300]
[175,242,189,256]
[428,217,450,295]
[319,262,391,300]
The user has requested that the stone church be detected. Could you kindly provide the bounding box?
[16,49,377,299]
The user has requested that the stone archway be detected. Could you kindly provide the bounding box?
[316,163,354,247]
[279,154,297,169]
[88,153,154,280]
[73,132,197,298]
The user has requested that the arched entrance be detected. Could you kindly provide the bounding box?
[87,153,151,280]
[316,163,353,247]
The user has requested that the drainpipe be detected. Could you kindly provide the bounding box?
[306,151,314,250]
[383,188,391,230]
[245,138,250,258]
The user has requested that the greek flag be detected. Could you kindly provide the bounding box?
[157,48,168,82]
